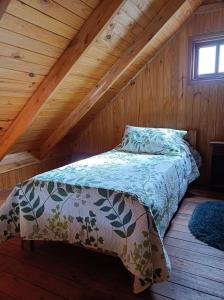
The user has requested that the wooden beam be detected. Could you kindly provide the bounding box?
[0,0,124,161]
[0,0,10,20]
[39,0,203,158]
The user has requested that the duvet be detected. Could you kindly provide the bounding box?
[0,144,199,293]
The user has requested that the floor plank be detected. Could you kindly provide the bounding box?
[151,280,222,300]
[166,245,224,270]
[0,273,65,300]
[166,229,205,244]
[0,193,223,299]
[169,256,224,284]
[164,237,224,259]
[169,269,224,299]
[0,291,15,300]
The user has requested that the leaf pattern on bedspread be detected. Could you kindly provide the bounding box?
[0,144,199,293]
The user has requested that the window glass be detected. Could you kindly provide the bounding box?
[198,46,216,75]
[190,34,224,82]
[218,44,224,73]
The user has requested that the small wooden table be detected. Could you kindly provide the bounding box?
[209,141,224,191]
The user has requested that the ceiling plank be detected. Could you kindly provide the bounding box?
[0,0,11,19]
[0,0,124,161]
[39,0,203,159]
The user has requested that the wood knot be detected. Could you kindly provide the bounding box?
[29,73,35,77]
[41,0,50,4]
[106,34,111,40]
[193,92,201,97]
[12,53,21,59]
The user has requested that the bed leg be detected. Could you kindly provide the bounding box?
[186,190,195,197]
[20,239,35,251]
[29,240,35,252]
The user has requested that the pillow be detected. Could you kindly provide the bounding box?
[121,126,187,155]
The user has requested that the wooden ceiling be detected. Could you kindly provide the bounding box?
[0,0,205,160]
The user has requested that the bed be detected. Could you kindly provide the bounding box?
[0,127,200,293]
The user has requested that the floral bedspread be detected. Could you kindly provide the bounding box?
[0,145,199,293]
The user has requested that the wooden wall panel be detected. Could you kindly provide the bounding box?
[0,151,96,190]
[0,155,72,190]
[70,5,224,184]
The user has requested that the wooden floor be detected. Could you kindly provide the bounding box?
[0,191,224,300]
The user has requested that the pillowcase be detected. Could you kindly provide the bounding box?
[121,126,187,155]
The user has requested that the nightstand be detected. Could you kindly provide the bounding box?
[209,141,224,191]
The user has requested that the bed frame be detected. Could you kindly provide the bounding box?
[186,129,197,148]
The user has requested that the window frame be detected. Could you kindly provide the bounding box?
[189,33,224,83]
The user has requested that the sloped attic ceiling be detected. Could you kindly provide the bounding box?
[0,0,205,160]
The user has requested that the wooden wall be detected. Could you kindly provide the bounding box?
[0,155,72,190]
[70,4,224,184]
[0,151,96,190]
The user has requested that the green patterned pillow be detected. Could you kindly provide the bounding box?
[121,126,187,155]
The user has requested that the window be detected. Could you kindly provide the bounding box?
[189,34,224,82]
